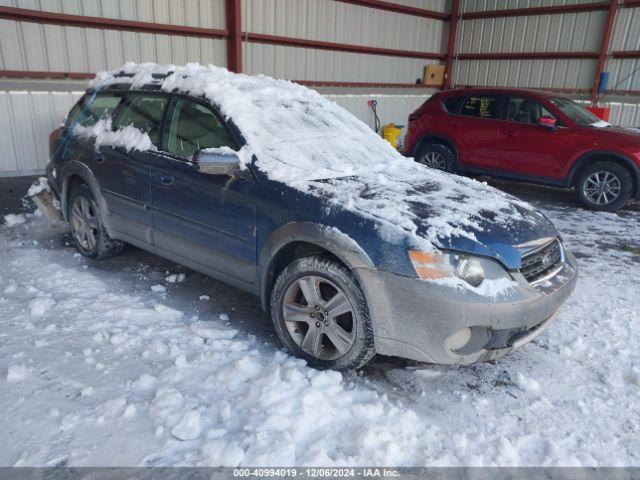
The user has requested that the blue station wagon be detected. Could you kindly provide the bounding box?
[39,64,578,370]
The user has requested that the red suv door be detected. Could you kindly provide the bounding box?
[498,95,576,180]
[447,94,502,170]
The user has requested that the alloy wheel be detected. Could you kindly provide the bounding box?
[71,196,99,252]
[421,151,447,170]
[282,275,356,360]
[582,171,621,206]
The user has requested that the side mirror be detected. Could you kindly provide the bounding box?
[193,149,241,176]
[537,116,557,130]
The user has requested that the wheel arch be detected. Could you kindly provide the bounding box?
[567,151,640,198]
[61,162,114,233]
[412,134,458,162]
[258,222,375,313]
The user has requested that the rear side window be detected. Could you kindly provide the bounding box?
[443,95,466,114]
[164,99,238,158]
[66,93,123,127]
[113,94,168,147]
[460,95,500,119]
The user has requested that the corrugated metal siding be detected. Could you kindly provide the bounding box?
[0,0,226,29]
[242,0,446,52]
[0,91,82,176]
[454,9,604,89]
[606,6,640,91]
[454,58,595,88]
[462,0,601,12]
[243,43,433,82]
[0,20,227,72]
[602,101,640,128]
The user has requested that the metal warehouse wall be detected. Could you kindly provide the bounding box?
[0,0,228,72]
[607,5,640,91]
[241,0,446,82]
[454,1,604,89]
[0,90,82,176]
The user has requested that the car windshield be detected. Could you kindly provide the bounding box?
[549,97,605,127]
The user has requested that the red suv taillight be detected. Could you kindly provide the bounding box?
[49,128,60,155]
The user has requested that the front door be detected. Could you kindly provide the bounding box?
[498,95,575,180]
[150,97,258,284]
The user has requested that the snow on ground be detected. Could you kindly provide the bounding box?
[0,188,639,467]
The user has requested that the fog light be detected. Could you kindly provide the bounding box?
[448,327,472,351]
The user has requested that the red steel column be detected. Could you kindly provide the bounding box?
[444,0,460,89]
[591,0,618,104]
[226,0,242,73]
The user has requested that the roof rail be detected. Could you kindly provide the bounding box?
[111,70,175,80]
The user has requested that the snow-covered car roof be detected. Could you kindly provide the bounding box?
[90,63,546,253]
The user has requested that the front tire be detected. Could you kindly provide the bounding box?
[415,143,455,172]
[270,255,375,371]
[575,162,633,212]
[68,185,124,259]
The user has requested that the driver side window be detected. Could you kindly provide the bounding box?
[507,96,560,125]
[164,99,238,158]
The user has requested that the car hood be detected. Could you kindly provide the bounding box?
[581,125,640,145]
[309,173,558,270]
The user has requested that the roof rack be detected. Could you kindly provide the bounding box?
[112,70,175,80]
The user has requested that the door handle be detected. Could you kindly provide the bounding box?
[158,174,174,185]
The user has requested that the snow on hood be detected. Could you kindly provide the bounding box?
[92,63,546,251]
[590,119,611,128]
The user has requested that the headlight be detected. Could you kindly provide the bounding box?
[408,250,510,287]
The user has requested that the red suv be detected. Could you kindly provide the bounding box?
[404,88,640,211]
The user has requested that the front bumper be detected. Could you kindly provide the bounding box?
[356,248,578,364]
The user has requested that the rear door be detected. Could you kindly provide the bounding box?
[150,96,258,284]
[498,95,575,180]
[446,94,502,170]
[91,92,168,243]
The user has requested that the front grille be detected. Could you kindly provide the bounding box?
[520,239,563,284]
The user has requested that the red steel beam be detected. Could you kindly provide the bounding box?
[0,70,94,80]
[444,0,460,89]
[333,0,449,20]
[225,0,242,73]
[0,6,228,38]
[461,2,609,19]
[245,32,445,60]
[591,0,618,105]
[611,50,640,58]
[457,51,599,60]
[623,0,640,6]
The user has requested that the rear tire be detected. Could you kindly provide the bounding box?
[575,162,633,212]
[415,143,456,172]
[68,185,124,259]
[270,255,375,371]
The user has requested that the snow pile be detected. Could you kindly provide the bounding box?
[3,214,26,227]
[91,63,540,249]
[27,177,50,197]
[1,204,639,466]
[73,117,156,152]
